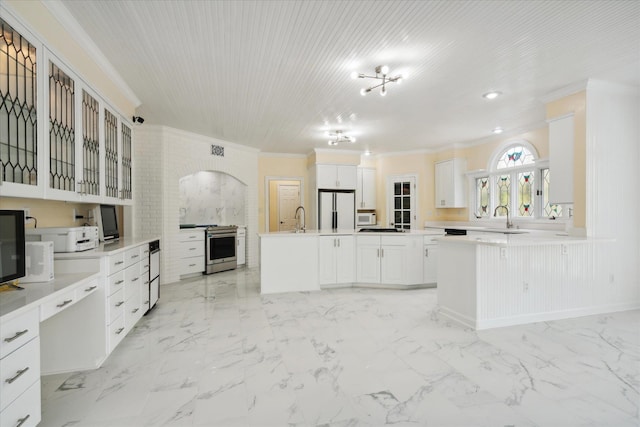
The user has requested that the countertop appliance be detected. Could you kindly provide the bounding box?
[206,225,237,274]
[26,226,99,252]
[318,189,355,230]
[147,240,160,312]
[357,212,376,226]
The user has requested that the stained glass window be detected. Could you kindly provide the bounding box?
[542,168,562,218]
[495,175,510,216]
[475,177,490,217]
[1,19,38,185]
[496,146,535,169]
[518,172,534,216]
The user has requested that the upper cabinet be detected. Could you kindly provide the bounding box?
[435,158,467,208]
[0,16,134,205]
[316,164,357,190]
[356,167,376,210]
[548,114,574,205]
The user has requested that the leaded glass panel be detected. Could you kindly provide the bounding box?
[104,108,118,198]
[496,146,535,170]
[0,19,37,185]
[82,90,99,195]
[517,171,534,217]
[543,168,562,218]
[475,177,489,217]
[121,123,132,200]
[49,61,75,191]
[495,175,510,214]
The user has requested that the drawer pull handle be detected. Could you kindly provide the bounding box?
[115,261,124,265]
[143,264,149,269]
[115,301,124,307]
[189,247,197,250]
[16,414,31,427]
[144,281,150,285]
[132,308,139,313]
[144,300,150,304]
[132,254,139,259]
[6,367,29,384]
[189,263,196,267]
[132,277,139,282]
[4,329,28,343]
[115,280,124,285]
[56,299,73,308]
[116,327,125,335]
[85,286,97,292]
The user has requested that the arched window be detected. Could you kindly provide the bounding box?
[474,141,562,220]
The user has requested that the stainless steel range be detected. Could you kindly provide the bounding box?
[205,225,238,274]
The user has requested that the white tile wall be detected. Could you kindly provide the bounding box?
[133,126,259,284]
[179,171,246,226]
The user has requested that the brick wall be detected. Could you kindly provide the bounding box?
[133,126,259,284]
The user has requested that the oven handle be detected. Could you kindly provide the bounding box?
[207,232,237,238]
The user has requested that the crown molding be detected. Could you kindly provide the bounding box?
[259,152,307,159]
[539,79,588,105]
[42,0,141,107]
[313,148,364,156]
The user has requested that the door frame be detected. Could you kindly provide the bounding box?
[265,176,304,232]
[386,174,418,229]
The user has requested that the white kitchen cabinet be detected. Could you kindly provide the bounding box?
[237,227,246,266]
[356,167,377,210]
[317,164,357,190]
[356,235,423,285]
[423,235,440,285]
[435,158,467,208]
[548,113,575,204]
[319,235,355,285]
[179,229,205,276]
[0,308,41,427]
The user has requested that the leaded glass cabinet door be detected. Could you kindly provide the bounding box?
[0,17,44,198]
[79,89,101,201]
[103,107,120,201]
[120,122,132,201]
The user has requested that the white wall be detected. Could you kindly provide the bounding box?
[133,125,259,284]
[586,80,640,298]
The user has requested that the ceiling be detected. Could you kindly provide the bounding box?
[56,0,640,155]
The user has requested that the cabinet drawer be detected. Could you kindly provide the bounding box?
[40,289,76,321]
[107,288,125,325]
[107,252,126,275]
[179,256,204,275]
[76,278,99,303]
[179,240,204,257]
[0,337,40,412]
[0,379,41,427]
[124,264,140,300]
[107,270,126,296]
[0,310,39,360]
[108,315,126,353]
[124,247,141,268]
[179,230,204,242]
[125,292,142,332]
[423,235,441,244]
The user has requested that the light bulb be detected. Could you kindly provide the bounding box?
[328,140,338,146]
[483,91,502,100]
[360,88,367,96]
[350,71,359,79]
[380,86,387,96]
[364,150,371,156]
[350,137,356,143]
[381,65,389,75]
[396,76,403,84]
[492,127,504,134]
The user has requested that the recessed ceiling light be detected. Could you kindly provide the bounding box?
[492,127,504,134]
[364,150,372,156]
[483,91,502,100]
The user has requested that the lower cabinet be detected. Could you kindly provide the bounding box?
[356,235,423,285]
[179,229,205,276]
[423,235,441,285]
[319,235,355,285]
[237,227,246,266]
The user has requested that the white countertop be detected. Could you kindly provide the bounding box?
[259,229,445,237]
[438,233,612,247]
[0,272,99,320]
[54,236,161,259]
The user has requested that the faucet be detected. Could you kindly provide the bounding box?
[294,206,306,232]
[493,205,513,229]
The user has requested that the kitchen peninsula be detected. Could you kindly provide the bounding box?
[259,229,443,294]
[436,233,638,330]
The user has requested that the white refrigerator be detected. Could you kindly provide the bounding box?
[318,190,355,230]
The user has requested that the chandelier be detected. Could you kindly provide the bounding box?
[352,65,403,96]
[327,130,356,146]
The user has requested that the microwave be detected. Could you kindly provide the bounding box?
[357,212,376,226]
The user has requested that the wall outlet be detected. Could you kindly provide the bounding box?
[23,208,30,221]
[561,244,568,255]
[500,247,507,258]
[523,282,529,292]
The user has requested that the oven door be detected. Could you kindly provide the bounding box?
[206,231,237,273]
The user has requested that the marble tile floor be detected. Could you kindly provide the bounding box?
[40,268,640,427]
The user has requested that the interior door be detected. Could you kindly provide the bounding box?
[278,184,299,231]
[388,176,416,229]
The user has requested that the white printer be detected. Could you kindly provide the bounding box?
[26,226,99,253]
